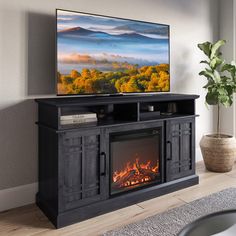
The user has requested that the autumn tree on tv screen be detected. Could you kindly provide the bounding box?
[57,9,170,95]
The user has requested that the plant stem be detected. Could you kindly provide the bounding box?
[217,103,220,137]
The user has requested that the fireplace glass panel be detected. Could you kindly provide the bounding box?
[110,129,161,195]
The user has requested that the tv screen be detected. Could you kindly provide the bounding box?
[56,9,170,95]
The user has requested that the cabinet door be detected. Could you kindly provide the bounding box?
[166,118,195,181]
[58,129,107,211]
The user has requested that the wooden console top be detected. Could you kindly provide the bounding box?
[35,93,199,107]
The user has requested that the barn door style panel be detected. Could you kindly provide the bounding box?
[166,118,195,181]
[58,129,106,211]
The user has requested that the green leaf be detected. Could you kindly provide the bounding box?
[210,40,226,59]
[219,95,232,107]
[220,75,230,83]
[206,92,218,105]
[206,68,213,73]
[203,80,214,89]
[222,63,236,78]
[222,63,234,72]
[199,70,215,80]
[198,42,212,57]
[200,60,209,65]
[213,70,221,83]
[203,79,215,89]
[200,69,221,83]
[210,57,223,69]
[225,86,233,95]
[218,88,226,95]
[209,58,217,69]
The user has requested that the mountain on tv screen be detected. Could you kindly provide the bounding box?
[57,9,170,95]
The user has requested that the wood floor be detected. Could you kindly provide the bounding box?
[1,161,236,236]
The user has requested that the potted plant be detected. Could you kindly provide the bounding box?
[198,39,236,172]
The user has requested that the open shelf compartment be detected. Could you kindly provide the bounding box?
[138,99,195,121]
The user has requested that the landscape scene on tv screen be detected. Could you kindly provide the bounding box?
[57,9,170,95]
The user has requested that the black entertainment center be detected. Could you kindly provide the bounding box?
[36,93,199,228]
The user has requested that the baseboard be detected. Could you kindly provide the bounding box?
[0,182,38,212]
[196,147,203,162]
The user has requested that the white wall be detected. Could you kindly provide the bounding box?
[0,0,218,194]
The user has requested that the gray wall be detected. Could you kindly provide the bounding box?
[219,0,236,136]
[0,0,219,190]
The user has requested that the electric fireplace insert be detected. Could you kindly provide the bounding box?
[110,128,162,195]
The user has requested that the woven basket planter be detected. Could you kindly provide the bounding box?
[200,134,236,172]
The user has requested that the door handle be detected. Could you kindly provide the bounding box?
[167,141,172,161]
[100,152,106,176]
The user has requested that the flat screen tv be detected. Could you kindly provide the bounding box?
[56,9,170,95]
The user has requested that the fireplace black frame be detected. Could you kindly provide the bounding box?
[35,93,199,228]
[109,126,164,196]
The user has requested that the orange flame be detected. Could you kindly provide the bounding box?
[113,156,159,188]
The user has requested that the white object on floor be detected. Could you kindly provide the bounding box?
[211,223,236,236]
